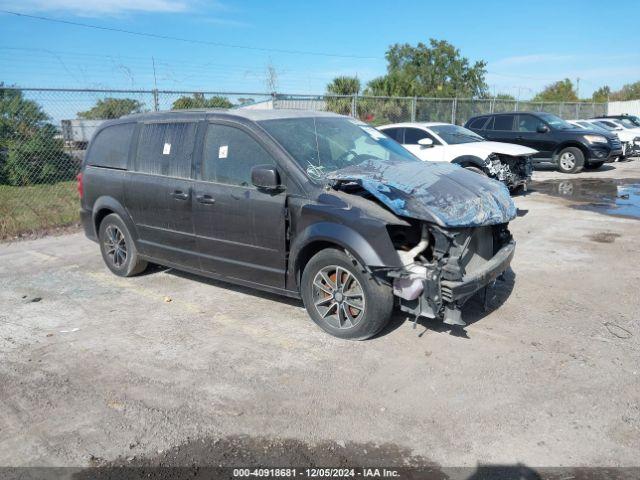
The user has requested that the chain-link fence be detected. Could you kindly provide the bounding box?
[0,86,607,239]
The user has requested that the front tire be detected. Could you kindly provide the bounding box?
[557,147,585,174]
[98,213,147,277]
[301,249,393,340]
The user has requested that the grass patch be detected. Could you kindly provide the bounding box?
[0,181,79,239]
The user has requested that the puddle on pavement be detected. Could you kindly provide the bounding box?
[529,178,640,220]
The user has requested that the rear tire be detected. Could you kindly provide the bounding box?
[584,161,604,170]
[557,147,584,174]
[98,213,147,277]
[301,248,393,340]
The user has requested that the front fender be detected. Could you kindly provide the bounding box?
[289,221,403,287]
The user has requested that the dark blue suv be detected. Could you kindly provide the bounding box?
[465,112,623,174]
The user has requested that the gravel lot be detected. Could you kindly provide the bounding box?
[1,160,639,472]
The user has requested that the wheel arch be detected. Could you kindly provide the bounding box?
[451,155,488,170]
[289,222,397,290]
[553,142,589,162]
[92,196,138,241]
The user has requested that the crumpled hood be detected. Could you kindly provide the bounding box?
[463,141,537,157]
[328,160,516,227]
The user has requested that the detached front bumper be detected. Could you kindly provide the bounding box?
[395,231,516,326]
[440,240,515,303]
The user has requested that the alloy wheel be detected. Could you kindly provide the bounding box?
[312,265,366,329]
[559,152,576,171]
[103,225,127,268]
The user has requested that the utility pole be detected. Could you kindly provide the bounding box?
[152,56,159,112]
[576,77,580,99]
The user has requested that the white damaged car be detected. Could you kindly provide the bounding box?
[378,122,535,192]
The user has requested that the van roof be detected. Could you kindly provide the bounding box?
[121,108,345,122]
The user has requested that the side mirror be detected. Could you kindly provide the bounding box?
[251,165,282,191]
[537,124,550,133]
[418,137,434,147]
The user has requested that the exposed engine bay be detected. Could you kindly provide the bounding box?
[385,220,514,326]
[485,153,532,191]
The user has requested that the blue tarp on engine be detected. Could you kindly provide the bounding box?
[328,160,517,227]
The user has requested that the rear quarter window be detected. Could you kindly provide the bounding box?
[135,122,198,178]
[468,117,488,129]
[86,123,135,170]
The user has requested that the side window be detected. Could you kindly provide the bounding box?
[517,115,541,132]
[87,123,135,169]
[468,117,488,130]
[381,127,403,142]
[404,128,429,145]
[203,124,275,186]
[493,115,515,131]
[135,122,197,178]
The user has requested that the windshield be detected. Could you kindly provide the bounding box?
[625,116,640,127]
[594,121,619,131]
[538,113,577,130]
[579,122,609,134]
[259,117,418,181]
[429,124,484,144]
[617,118,638,129]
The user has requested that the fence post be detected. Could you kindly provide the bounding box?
[489,98,494,113]
[152,89,159,112]
[451,98,457,124]
[411,97,417,122]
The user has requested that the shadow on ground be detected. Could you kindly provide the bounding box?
[65,435,635,479]
[381,268,516,339]
[151,262,516,341]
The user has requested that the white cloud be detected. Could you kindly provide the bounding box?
[492,53,578,67]
[0,0,200,15]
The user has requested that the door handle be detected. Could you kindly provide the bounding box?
[170,190,190,200]
[196,194,216,205]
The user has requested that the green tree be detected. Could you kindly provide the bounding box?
[364,39,488,98]
[610,81,640,101]
[0,86,75,186]
[325,76,360,115]
[592,86,610,103]
[78,98,143,119]
[532,79,578,102]
[326,76,361,96]
[171,93,234,110]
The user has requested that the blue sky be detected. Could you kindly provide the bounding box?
[1,0,639,99]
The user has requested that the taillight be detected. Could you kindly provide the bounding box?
[77,172,83,198]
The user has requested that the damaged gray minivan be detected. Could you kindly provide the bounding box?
[79,110,516,340]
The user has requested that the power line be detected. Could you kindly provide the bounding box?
[1,10,382,60]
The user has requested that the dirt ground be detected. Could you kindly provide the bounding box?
[1,160,639,473]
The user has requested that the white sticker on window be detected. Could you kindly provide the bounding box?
[163,143,171,155]
[219,145,228,159]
